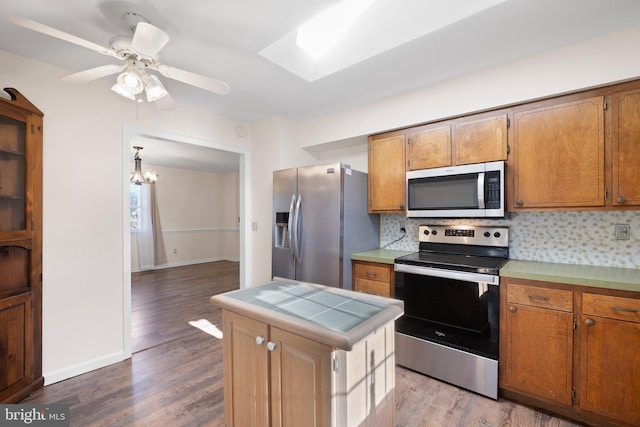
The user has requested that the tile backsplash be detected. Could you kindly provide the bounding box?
[380,211,640,269]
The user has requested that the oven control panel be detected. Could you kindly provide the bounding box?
[419,224,509,247]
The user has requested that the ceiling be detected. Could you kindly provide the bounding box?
[3,0,640,173]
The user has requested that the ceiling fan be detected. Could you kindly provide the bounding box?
[7,12,230,107]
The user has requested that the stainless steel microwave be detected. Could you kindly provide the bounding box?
[406,161,505,218]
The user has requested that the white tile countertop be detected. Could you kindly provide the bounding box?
[210,277,404,351]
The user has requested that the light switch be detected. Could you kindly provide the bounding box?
[252,221,258,231]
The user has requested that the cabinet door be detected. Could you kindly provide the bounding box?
[454,114,507,165]
[222,310,270,427]
[368,134,406,213]
[0,291,32,401]
[611,89,640,207]
[269,326,333,427]
[580,315,640,425]
[352,261,392,298]
[512,96,605,208]
[406,125,451,170]
[502,303,574,405]
[0,113,27,234]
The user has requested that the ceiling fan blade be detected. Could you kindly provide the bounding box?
[61,64,125,83]
[131,22,170,59]
[6,16,120,59]
[155,64,230,95]
[154,92,176,110]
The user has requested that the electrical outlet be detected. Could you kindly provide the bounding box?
[400,224,406,234]
[615,224,630,240]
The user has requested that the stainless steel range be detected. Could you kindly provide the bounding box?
[394,224,509,399]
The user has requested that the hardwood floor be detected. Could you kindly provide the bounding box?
[21,261,584,426]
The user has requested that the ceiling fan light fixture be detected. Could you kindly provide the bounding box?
[141,73,168,102]
[111,82,136,100]
[116,66,144,95]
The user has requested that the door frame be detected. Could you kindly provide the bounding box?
[121,124,251,357]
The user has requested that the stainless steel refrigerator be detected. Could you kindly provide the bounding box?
[272,162,380,290]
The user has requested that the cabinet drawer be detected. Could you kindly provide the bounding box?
[583,293,640,323]
[353,263,391,282]
[507,284,573,312]
[354,278,390,298]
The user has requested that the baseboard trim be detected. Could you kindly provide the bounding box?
[132,257,239,273]
[44,351,127,386]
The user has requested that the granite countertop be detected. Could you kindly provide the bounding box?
[210,277,404,351]
[500,260,640,292]
[351,249,415,264]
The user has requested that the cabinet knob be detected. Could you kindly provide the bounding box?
[585,318,595,326]
[516,200,524,206]
[509,306,517,313]
[266,341,276,351]
[617,196,626,203]
[255,336,265,345]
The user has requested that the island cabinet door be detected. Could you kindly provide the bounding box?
[222,310,270,427]
[269,326,333,427]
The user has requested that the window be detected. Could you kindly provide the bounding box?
[130,183,141,230]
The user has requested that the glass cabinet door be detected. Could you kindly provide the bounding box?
[0,115,26,232]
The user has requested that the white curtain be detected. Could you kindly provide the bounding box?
[137,184,167,270]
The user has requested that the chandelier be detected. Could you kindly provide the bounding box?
[130,146,158,185]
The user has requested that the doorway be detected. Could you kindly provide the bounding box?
[122,125,249,356]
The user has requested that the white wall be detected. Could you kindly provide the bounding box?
[3,22,640,386]
[130,165,239,270]
[1,49,250,384]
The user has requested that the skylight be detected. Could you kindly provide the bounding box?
[259,0,509,82]
[296,0,374,59]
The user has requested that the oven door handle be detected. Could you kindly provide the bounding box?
[394,263,499,285]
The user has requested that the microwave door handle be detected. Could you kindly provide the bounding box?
[477,172,486,209]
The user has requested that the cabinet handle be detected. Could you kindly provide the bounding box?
[617,196,626,203]
[509,306,517,313]
[266,342,276,351]
[366,272,377,279]
[585,318,595,326]
[612,306,638,313]
[516,200,524,206]
[255,336,265,345]
[528,295,550,301]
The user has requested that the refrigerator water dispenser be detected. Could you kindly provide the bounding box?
[274,212,289,248]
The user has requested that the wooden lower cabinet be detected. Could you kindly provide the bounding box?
[580,294,640,426]
[352,260,394,298]
[222,309,395,427]
[500,278,640,426]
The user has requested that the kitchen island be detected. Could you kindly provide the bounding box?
[210,277,404,427]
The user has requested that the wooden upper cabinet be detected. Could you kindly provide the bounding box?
[368,133,406,213]
[611,89,640,207]
[512,96,605,209]
[406,125,451,170]
[454,114,508,165]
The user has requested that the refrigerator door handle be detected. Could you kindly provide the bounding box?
[292,194,302,264]
[287,194,296,266]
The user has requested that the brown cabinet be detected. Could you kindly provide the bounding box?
[405,114,508,171]
[368,132,406,213]
[511,96,605,209]
[610,88,640,207]
[406,124,451,170]
[453,114,508,166]
[580,294,640,426]
[0,89,43,403]
[502,284,574,405]
[500,278,640,426]
[222,309,396,427]
[352,260,394,298]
